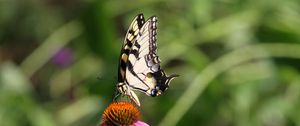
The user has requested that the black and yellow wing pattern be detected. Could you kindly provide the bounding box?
[115,14,178,106]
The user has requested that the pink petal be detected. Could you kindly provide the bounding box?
[131,120,150,126]
[100,120,149,126]
[100,122,107,126]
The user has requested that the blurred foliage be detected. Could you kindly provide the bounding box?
[1,0,300,126]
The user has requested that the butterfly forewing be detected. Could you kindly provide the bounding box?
[118,14,145,82]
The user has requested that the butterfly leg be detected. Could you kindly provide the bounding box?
[117,82,141,106]
[112,89,121,101]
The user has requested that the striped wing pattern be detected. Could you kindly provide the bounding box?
[116,14,178,106]
[118,14,145,82]
[126,16,161,94]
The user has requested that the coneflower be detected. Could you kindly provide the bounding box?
[101,101,149,126]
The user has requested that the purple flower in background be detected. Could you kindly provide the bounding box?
[52,48,73,67]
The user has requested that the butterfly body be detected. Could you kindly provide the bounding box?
[115,14,178,106]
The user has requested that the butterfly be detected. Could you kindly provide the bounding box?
[114,13,178,106]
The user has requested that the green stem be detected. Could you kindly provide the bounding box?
[158,43,300,126]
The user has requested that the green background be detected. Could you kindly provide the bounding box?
[1,0,300,126]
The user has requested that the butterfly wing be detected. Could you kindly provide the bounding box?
[118,14,145,82]
[125,16,178,96]
[115,14,145,106]
[116,14,178,106]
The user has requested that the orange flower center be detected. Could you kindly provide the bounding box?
[102,101,141,125]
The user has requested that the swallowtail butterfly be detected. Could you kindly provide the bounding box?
[114,13,178,106]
